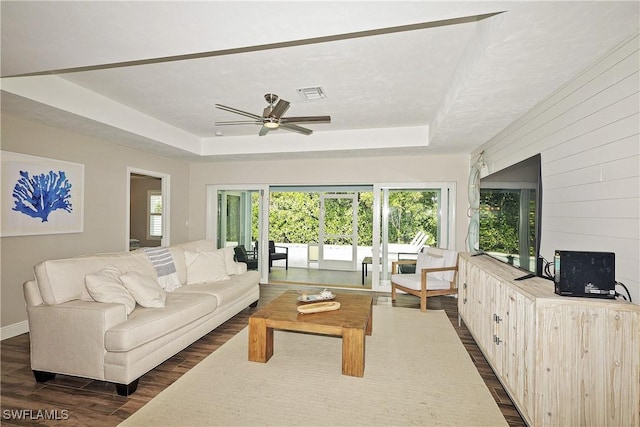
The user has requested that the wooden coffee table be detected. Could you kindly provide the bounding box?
[248,290,373,377]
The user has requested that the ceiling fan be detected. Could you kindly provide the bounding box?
[215,93,331,136]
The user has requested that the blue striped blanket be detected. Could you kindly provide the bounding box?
[142,247,181,291]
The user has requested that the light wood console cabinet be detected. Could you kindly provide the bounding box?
[458,253,639,427]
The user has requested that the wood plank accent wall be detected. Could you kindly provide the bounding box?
[470,33,640,304]
[458,253,640,427]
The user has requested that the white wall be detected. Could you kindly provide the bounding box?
[472,34,639,304]
[0,115,191,332]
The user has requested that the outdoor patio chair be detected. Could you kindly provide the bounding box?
[390,247,459,312]
[268,240,288,272]
[234,245,258,270]
[409,230,429,248]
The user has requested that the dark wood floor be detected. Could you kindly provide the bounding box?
[0,284,526,426]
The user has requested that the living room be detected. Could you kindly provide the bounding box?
[1,2,639,426]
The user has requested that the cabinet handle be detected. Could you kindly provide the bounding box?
[495,336,502,345]
[463,298,467,304]
[463,283,467,289]
[495,315,502,323]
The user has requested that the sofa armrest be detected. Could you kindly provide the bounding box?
[27,300,127,380]
[24,280,44,306]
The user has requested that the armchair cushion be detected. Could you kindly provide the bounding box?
[85,265,136,315]
[440,249,458,282]
[416,252,445,280]
[120,271,167,308]
[390,274,452,291]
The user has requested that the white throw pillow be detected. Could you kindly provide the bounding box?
[220,246,237,275]
[415,252,446,280]
[120,271,167,308]
[184,250,230,284]
[85,266,136,315]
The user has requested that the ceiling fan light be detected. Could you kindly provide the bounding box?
[264,121,279,129]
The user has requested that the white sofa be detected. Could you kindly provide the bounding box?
[22,240,260,396]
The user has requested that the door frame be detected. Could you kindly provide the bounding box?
[126,167,171,251]
[207,184,269,282]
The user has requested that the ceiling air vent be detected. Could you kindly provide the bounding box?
[297,86,327,101]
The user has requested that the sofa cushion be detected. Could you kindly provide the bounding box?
[175,270,260,306]
[168,247,188,285]
[171,241,242,279]
[120,271,167,308]
[104,292,218,352]
[84,265,136,315]
[184,250,230,284]
[34,252,156,305]
[173,239,217,252]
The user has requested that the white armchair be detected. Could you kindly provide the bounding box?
[390,247,459,312]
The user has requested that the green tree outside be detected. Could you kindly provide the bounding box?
[253,190,440,247]
[478,189,536,261]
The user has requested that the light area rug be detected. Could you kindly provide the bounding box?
[120,306,507,427]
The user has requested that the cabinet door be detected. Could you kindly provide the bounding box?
[536,304,640,426]
[497,284,534,415]
[457,258,471,321]
[475,269,499,360]
[458,257,534,416]
[492,280,507,378]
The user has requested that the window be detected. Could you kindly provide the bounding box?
[148,191,162,240]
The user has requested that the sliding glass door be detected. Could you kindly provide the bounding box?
[319,193,358,271]
[206,182,454,289]
[217,190,257,250]
[377,184,453,287]
[207,185,267,280]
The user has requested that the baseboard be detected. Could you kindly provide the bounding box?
[1,320,29,340]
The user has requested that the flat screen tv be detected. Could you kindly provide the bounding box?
[478,154,542,278]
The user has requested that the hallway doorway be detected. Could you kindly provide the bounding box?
[126,168,170,251]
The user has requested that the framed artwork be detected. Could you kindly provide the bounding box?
[1,151,84,236]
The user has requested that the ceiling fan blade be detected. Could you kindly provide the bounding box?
[280,122,313,136]
[280,115,331,124]
[258,125,271,136]
[269,99,290,119]
[215,104,263,121]
[216,95,327,136]
[215,120,262,126]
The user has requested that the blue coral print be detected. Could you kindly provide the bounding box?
[12,170,73,222]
